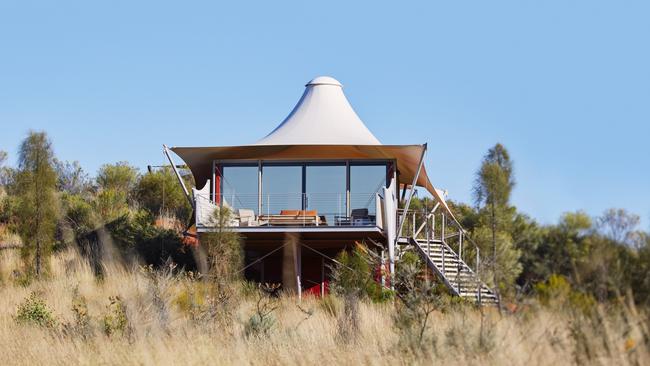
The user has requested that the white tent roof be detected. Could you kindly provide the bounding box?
[255,76,381,145]
[171,76,461,225]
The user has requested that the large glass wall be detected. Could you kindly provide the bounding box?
[349,164,387,219]
[218,161,388,226]
[261,165,303,215]
[305,165,346,225]
[221,165,258,214]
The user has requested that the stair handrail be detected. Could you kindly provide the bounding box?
[401,206,496,302]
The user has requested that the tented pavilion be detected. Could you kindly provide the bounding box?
[168,76,497,303]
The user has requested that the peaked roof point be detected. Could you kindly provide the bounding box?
[255,76,381,146]
[306,76,342,87]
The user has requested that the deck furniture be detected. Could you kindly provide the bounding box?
[259,210,321,226]
[350,208,375,226]
[238,209,268,226]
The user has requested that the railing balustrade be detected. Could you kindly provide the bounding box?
[195,192,383,229]
[399,207,483,277]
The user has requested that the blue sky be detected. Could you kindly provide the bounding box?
[1,1,649,228]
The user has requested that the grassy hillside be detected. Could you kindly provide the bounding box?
[1,248,648,366]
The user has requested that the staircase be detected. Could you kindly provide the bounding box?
[407,237,498,305]
[396,208,499,306]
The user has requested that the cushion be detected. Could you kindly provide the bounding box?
[280,210,300,216]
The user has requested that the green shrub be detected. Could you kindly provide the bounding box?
[62,287,92,339]
[15,292,57,328]
[102,296,130,337]
[244,283,279,338]
[244,312,276,338]
[535,274,596,313]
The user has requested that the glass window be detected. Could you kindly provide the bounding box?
[221,165,258,214]
[305,165,346,225]
[350,164,387,217]
[261,165,303,215]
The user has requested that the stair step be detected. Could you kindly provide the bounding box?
[407,238,498,305]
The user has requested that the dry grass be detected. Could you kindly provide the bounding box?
[0,249,648,366]
[0,224,22,248]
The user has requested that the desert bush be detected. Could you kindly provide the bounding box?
[202,206,242,284]
[535,274,596,313]
[102,296,131,338]
[244,283,280,338]
[330,242,384,343]
[14,292,57,328]
[175,272,209,317]
[393,251,449,353]
[62,287,92,339]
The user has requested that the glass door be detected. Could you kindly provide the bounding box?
[261,165,303,216]
[305,164,346,226]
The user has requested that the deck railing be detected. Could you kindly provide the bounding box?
[195,192,384,229]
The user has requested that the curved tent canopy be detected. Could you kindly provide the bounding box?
[172,143,435,193]
[255,76,381,145]
[170,76,457,221]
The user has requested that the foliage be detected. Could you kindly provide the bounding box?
[330,242,385,343]
[472,143,521,298]
[597,208,643,247]
[393,251,449,351]
[54,159,92,195]
[76,210,196,276]
[62,287,92,339]
[102,296,131,338]
[0,150,15,187]
[15,131,60,277]
[534,274,596,313]
[175,273,210,317]
[201,206,242,284]
[473,143,514,208]
[94,187,130,222]
[330,242,384,300]
[135,167,192,222]
[60,192,95,237]
[96,162,139,192]
[15,292,57,328]
[244,283,280,338]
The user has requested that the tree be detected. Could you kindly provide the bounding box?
[94,162,139,222]
[15,131,59,277]
[472,143,520,296]
[54,159,91,195]
[96,162,139,192]
[135,167,192,222]
[596,208,642,247]
[0,150,15,187]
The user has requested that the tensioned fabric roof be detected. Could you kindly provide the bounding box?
[171,76,455,219]
[255,76,381,146]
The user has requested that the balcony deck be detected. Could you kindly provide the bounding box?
[194,191,387,239]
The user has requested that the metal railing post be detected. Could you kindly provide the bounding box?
[441,213,446,275]
[459,231,463,270]
[412,211,416,237]
[432,213,435,241]
[425,215,430,258]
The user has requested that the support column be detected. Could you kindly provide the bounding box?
[294,241,302,301]
[282,233,301,298]
[321,256,325,297]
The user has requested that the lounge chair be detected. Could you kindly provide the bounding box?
[238,209,267,226]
